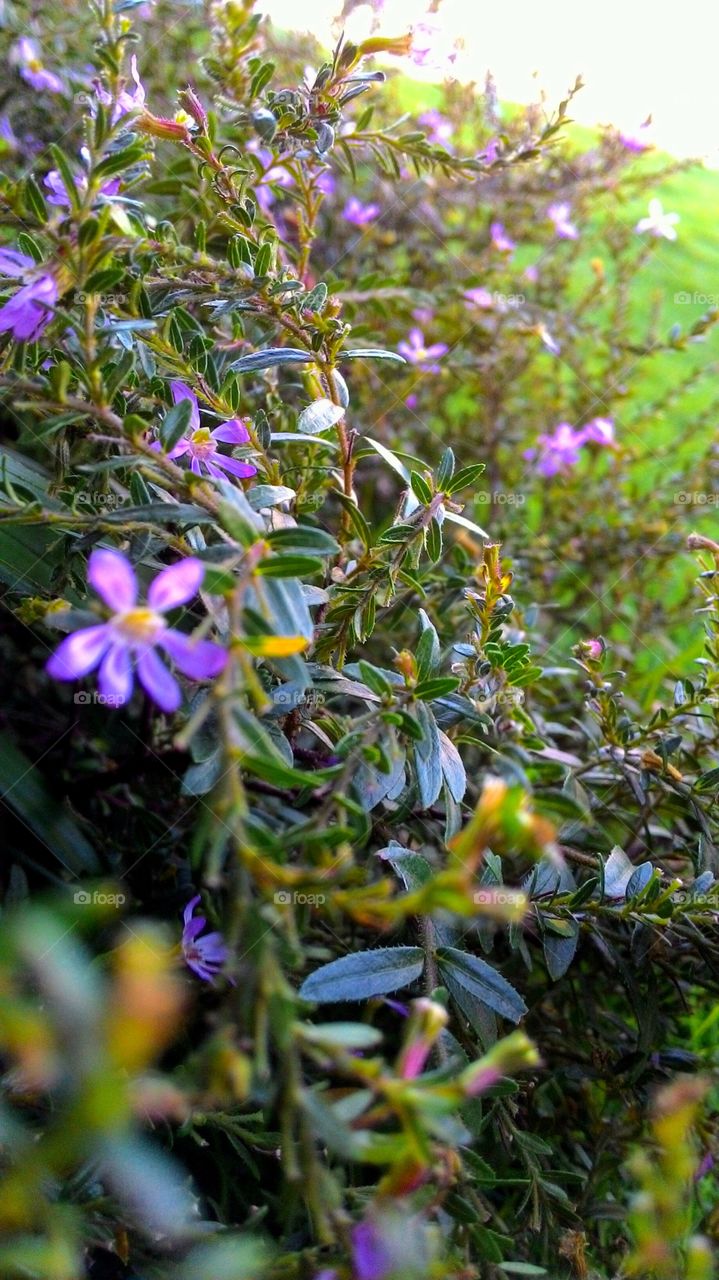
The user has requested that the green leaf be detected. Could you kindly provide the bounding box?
[229,347,315,372]
[437,946,527,1023]
[410,471,433,505]
[266,526,340,556]
[159,396,193,451]
[299,946,425,1003]
[297,398,345,434]
[0,731,100,874]
[414,676,459,700]
[255,554,325,578]
[343,348,407,364]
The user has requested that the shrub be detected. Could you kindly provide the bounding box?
[0,3,716,1278]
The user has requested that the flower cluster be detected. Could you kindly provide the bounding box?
[525,417,615,476]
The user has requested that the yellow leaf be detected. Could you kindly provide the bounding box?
[242,635,309,657]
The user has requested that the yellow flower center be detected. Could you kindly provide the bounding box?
[113,607,166,644]
[190,427,217,460]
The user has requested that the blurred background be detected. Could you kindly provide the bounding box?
[264,0,719,165]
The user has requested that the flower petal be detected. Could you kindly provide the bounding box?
[147,558,204,612]
[88,548,138,611]
[170,381,200,431]
[211,418,251,444]
[159,629,227,679]
[98,644,133,706]
[46,624,111,680]
[214,454,257,480]
[183,895,201,927]
[136,647,181,712]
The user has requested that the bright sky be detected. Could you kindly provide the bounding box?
[263,0,719,166]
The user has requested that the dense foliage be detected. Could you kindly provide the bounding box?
[0,2,717,1278]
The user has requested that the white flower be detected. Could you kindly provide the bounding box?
[635,198,679,241]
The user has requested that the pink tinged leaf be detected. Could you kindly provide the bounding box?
[147,558,204,611]
[88,547,138,611]
[159,629,227,679]
[46,624,111,680]
[136,647,181,712]
[98,644,133,705]
[170,380,200,431]
[211,418,251,444]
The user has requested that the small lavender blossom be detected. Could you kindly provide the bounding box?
[481,137,500,164]
[181,895,229,982]
[162,382,257,481]
[0,248,57,342]
[618,119,652,152]
[525,423,585,477]
[580,416,614,446]
[397,327,448,372]
[343,197,380,226]
[12,38,63,94]
[44,166,120,209]
[635,198,679,241]
[46,549,226,713]
[418,109,453,145]
[464,286,494,309]
[490,220,516,254]
[351,1221,393,1280]
[94,55,145,122]
[547,201,578,240]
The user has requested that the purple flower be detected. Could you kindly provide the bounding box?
[618,119,653,152]
[397,328,448,372]
[94,55,145,122]
[351,1221,393,1280]
[181,895,229,982]
[525,423,585,477]
[343,197,380,226]
[316,170,335,197]
[490,220,516,254]
[464,286,494,309]
[580,416,614,446]
[418,109,453,145]
[12,38,63,94]
[161,382,256,481]
[44,167,120,208]
[46,549,227,713]
[0,248,57,342]
[547,201,578,240]
[481,137,500,164]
